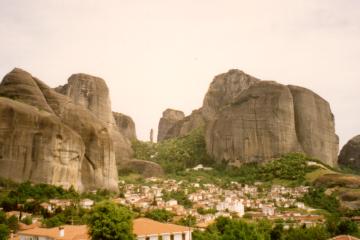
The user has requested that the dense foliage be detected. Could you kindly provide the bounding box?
[164,153,322,188]
[192,217,271,240]
[144,209,174,222]
[193,216,359,240]
[301,187,340,214]
[0,211,18,240]
[0,181,79,212]
[87,201,135,240]
[162,190,192,208]
[132,128,213,173]
[0,181,115,228]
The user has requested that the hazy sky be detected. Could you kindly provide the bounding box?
[0,0,359,147]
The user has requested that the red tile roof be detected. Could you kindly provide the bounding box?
[133,218,191,236]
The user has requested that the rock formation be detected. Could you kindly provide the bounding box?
[0,96,85,189]
[202,69,260,121]
[206,81,301,166]
[288,85,339,167]
[338,135,360,170]
[113,112,137,140]
[56,74,133,167]
[120,159,164,178]
[157,109,185,141]
[158,69,339,167]
[0,68,136,191]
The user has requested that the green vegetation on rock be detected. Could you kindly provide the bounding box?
[132,128,213,173]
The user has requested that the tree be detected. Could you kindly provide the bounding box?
[145,209,174,222]
[6,215,18,232]
[177,215,196,227]
[336,219,359,236]
[270,224,283,240]
[0,224,9,240]
[87,201,135,240]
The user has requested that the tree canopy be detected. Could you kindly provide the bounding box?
[87,201,135,240]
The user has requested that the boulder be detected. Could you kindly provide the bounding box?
[339,135,360,170]
[157,109,185,141]
[113,112,137,140]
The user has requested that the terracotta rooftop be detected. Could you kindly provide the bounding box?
[330,235,360,240]
[133,218,191,236]
[18,225,89,240]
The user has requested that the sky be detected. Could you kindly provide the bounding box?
[0,0,359,147]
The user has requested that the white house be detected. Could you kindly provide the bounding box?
[80,199,94,209]
[262,205,275,216]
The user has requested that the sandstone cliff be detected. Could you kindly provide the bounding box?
[338,135,360,170]
[113,112,137,140]
[0,68,136,191]
[158,69,339,167]
[157,109,185,141]
[56,74,133,167]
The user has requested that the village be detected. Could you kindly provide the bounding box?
[116,174,325,229]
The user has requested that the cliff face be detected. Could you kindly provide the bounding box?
[0,68,135,191]
[339,135,360,170]
[206,81,301,166]
[157,109,185,142]
[202,69,260,121]
[56,74,133,168]
[158,69,339,167]
[113,112,137,141]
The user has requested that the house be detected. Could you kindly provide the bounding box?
[16,218,192,240]
[262,205,275,216]
[80,199,94,209]
[133,218,192,240]
[17,225,89,240]
[166,199,178,207]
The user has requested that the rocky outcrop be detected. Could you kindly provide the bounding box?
[0,96,85,189]
[56,73,114,126]
[202,69,260,121]
[0,68,54,113]
[206,81,301,166]
[289,85,339,167]
[338,135,360,170]
[113,112,137,140]
[161,109,205,140]
[158,69,339,167]
[56,74,133,167]
[157,109,185,141]
[0,68,135,192]
[119,159,164,178]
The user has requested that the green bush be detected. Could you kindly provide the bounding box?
[145,209,174,222]
[301,187,340,214]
